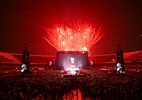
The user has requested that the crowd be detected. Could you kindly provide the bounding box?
[0,70,142,100]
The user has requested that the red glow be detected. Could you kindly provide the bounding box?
[43,23,103,54]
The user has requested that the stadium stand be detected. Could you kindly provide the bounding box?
[0,50,141,67]
[0,52,20,63]
[90,54,116,62]
[124,51,142,62]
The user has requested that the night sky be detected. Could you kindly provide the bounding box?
[0,0,142,55]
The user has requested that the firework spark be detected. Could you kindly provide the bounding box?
[43,23,103,54]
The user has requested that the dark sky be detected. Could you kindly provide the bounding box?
[0,0,142,55]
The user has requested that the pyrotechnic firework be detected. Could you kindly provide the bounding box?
[43,23,103,54]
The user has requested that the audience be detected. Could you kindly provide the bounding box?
[0,70,142,100]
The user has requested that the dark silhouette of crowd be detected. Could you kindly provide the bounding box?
[0,70,142,100]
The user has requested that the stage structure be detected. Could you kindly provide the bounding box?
[57,51,88,74]
[43,22,103,74]
[21,43,30,74]
[116,44,125,73]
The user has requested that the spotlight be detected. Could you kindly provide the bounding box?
[21,63,27,73]
[90,60,94,66]
[116,62,122,73]
[48,60,54,66]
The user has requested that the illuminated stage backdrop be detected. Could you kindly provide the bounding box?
[57,51,88,70]
[43,23,103,54]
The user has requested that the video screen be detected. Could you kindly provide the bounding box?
[57,51,88,69]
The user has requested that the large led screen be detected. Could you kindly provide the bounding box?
[57,51,88,69]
